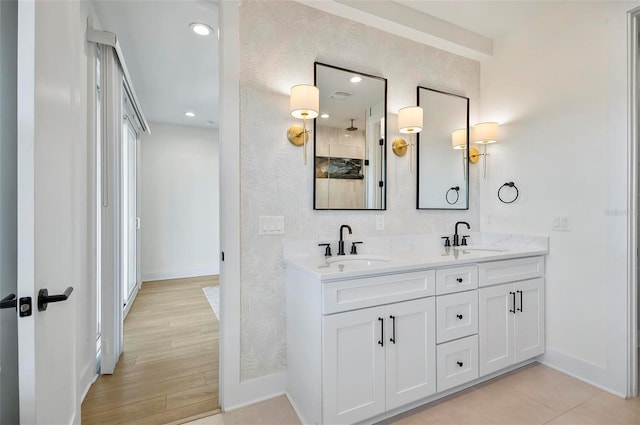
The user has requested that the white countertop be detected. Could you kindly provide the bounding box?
[284,232,549,281]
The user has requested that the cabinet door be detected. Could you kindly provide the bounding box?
[479,283,515,376]
[323,306,386,425]
[514,278,545,362]
[385,297,436,410]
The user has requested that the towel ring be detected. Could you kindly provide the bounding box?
[446,186,460,205]
[498,182,519,204]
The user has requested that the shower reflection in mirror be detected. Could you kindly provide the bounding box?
[313,62,387,210]
[417,87,470,210]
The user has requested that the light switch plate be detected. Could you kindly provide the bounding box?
[551,215,571,232]
[259,216,285,235]
[376,215,384,231]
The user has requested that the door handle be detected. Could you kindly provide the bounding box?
[38,287,74,311]
[0,293,16,309]
[389,315,396,344]
[509,291,516,313]
[517,290,523,312]
[378,317,384,347]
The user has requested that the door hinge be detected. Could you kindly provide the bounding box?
[364,159,369,166]
[19,297,32,317]
[379,181,384,188]
[379,138,384,146]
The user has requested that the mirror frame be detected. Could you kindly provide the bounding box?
[313,62,388,211]
[416,86,470,210]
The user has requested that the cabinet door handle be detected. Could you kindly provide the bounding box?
[457,361,464,367]
[456,277,463,283]
[517,290,523,312]
[457,314,463,320]
[509,291,516,313]
[389,315,396,344]
[378,317,384,347]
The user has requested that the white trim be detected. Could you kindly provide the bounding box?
[541,348,626,398]
[223,371,287,412]
[218,0,243,410]
[141,268,219,282]
[628,6,640,399]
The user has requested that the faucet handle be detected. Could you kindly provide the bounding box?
[318,243,332,257]
[461,236,469,246]
[441,236,451,247]
[350,241,363,255]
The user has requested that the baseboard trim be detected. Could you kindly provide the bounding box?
[79,362,97,403]
[222,371,287,412]
[142,268,219,282]
[540,348,626,397]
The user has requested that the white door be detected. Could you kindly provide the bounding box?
[323,306,386,425]
[16,0,80,422]
[479,283,515,376]
[122,117,138,309]
[385,297,436,410]
[0,0,19,422]
[514,278,545,362]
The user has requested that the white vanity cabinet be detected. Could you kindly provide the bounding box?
[478,257,545,376]
[323,297,436,424]
[286,267,436,425]
[286,247,547,425]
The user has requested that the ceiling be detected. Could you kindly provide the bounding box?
[92,0,219,129]
[392,0,548,40]
[89,0,549,131]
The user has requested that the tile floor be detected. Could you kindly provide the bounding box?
[186,363,640,425]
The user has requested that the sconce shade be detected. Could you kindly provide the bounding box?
[290,85,319,119]
[474,122,498,144]
[451,128,467,150]
[398,106,423,134]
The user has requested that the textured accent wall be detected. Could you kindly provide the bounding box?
[239,0,481,381]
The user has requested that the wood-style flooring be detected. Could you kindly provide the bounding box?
[82,275,220,425]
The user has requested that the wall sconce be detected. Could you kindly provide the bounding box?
[392,106,423,171]
[451,128,480,178]
[473,122,499,178]
[287,84,319,165]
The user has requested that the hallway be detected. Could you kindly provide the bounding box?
[81,276,220,424]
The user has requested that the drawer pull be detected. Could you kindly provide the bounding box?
[509,291,516,313]
[517,290,523,312]
[456,278,463,283]
[457,361,464,367]
[378,317,384,347]
[456,314,463,320]
[390,315,396,344]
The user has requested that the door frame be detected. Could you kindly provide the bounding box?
[627,5,640,399]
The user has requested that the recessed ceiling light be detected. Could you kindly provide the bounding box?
[320,113,330,119]
[185,112,196,117]
[350,76,362,83]
[190,22,213,36]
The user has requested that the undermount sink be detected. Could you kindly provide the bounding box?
[456,246,506,252]
[326,255,391,266]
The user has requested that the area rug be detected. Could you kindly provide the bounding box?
[202,286,220,320]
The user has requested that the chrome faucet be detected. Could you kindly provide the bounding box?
[338,225,352,255]
[453,221,470,247]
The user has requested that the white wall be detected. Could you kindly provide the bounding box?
[140,122,220,281]
[480,1,636,395]
[239,0,481,381]
[0,0,19,422]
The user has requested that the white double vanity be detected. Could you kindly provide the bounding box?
[284,233,548,425]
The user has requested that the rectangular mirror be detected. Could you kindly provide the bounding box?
[416,87,470,209]
[314,62,387,210]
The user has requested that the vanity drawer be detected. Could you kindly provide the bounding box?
[479,256,544,287]
[322,270,436,314]
[435,265,478,295]
[436,335,479,392]
[436,290,478,343]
